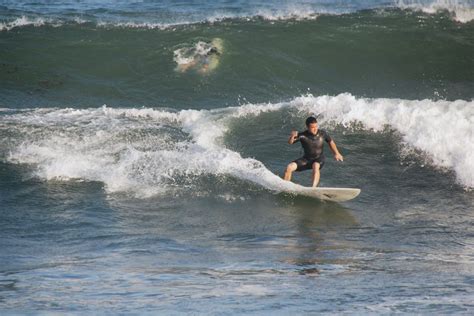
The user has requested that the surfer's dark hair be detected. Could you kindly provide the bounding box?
[208,47,220,56]
[305,116,317,126]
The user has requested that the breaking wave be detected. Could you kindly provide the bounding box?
[1,94,473,197]
[1,0,472,32]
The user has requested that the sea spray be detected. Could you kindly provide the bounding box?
[2,94,473,197]
[395,0,474,23]
[1,0,472,32]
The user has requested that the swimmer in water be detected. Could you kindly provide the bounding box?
[175,40,222,74]
[198,46,221,74]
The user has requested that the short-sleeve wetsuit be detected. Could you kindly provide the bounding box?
[292,129,332,171]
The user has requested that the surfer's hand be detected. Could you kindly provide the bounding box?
[334,153,343,161]
[290,130,298,138]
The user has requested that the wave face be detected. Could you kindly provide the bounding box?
[1,2,474,313]
[1,8,473,109]
[1,1,472,194]
[1,94,473,198]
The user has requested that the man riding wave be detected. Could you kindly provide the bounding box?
[283,116,343,187]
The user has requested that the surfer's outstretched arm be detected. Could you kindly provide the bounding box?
[329,140,344,161]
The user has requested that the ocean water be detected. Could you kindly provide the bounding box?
[1,0,474,313]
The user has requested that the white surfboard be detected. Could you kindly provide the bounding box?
[284,184,361,202]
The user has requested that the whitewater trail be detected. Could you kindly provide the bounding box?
[1,93,473,197]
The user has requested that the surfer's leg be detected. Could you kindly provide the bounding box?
[284,162,297,181]
[312,162,321,187]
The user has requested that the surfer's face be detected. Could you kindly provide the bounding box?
[307,122,318,135]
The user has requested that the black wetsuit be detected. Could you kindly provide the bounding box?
[292,129,332,171]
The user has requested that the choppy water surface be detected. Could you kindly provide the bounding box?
[1,0,474,313]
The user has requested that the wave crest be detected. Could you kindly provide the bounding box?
[395,0,474,23]
[2,94,473,197]
[1,0,472,32]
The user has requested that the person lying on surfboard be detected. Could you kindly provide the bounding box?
[283,116,344,187]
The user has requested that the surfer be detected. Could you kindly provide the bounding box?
[175,40,222,74]
[283,116,343,187]
[198,46,221,74]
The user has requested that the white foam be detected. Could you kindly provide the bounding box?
[1,15,82,31]
[291,93,474,188]
[96,20,176,30]
[246,6,321,21]
[0,16,183,32]
[0,16,53,31]
[173,41,216,66]
[1,106,289,197]
[2,0,473,32]
[100,10,320,29]
[395,0,474,23]
[2,94,473,197]
[173,39,223,74]
[0,4,345,33]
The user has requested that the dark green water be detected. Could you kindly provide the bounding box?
[1,2,474,314]
[1,10,473,109]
